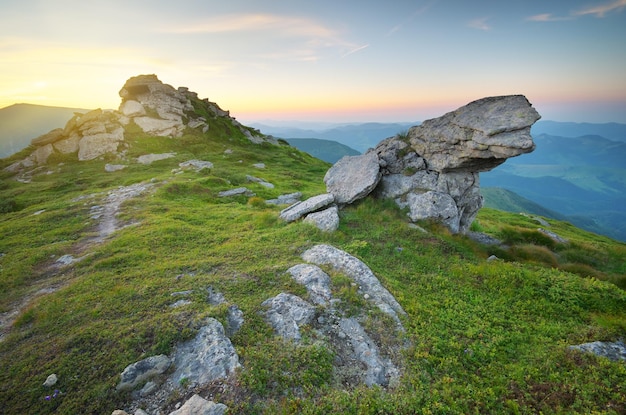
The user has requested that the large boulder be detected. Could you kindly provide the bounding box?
[324,152,381,205]
[408,95,540,173]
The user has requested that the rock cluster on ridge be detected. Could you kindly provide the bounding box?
[4,74,277,173]
[317,95,541,234]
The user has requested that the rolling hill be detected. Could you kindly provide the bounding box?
[1,86,625,414]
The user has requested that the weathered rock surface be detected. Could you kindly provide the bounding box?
[217,187,255,197]
[324,152,381,205]
[303,205,340,232]
[168,394,227,415]
[266,192,302,205]
[409,95,540,172]
[170,318,240,387]
[569,340,626,361]
[262,293,316,341]
[117,355,172,392]
[279,193,334,222]
[178,159,213,171]
[43,373,58,387]
[137,153,176,165]
[302,244,406,326]
[287,264,332,306]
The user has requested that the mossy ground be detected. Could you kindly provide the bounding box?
[0,123,624,414]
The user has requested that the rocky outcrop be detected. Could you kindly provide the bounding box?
[4,74,278,174]
[569,340,626,361]
[319,95,541,233]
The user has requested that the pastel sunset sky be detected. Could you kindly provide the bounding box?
[1,0,625,123]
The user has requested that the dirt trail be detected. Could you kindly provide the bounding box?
[0,182,155,341]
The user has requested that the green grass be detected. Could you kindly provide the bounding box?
[0,122,625,414]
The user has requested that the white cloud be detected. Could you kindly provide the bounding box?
[526,13,571,22]
[574,0,626,17]
[468,17,491,31]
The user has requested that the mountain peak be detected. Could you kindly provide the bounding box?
[3,74,276,173]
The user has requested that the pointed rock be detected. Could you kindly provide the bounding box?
[279,193,334,222]
[324,152,381,204]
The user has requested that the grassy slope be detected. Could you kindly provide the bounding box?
[0,121,625,414]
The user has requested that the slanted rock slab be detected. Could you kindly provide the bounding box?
[117,355,171,392]
[287,264,332,306]
[279,193,334,222]
[324,152,381,205]
[302,244,406,326]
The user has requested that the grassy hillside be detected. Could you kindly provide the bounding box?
[1,119,625,414]
[481,187,567,220]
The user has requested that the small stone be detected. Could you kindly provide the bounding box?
[487,255,499,261]
[43,373,58,387]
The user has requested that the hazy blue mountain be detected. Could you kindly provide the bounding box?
[532,120,626,142]
[481,187,568,220]
[0,103,90,157]
[284,138,360,163]
[253,121,417,153]
[482,133,626,241]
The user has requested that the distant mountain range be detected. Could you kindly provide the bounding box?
[0,103,91,157]
[283,138,359,164]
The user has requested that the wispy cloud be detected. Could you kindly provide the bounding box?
[574,0,626,17]
[341,44,369,58]
[526,13,572,22]
[528,0,626,22]
[386,3,433,37]
[468,17,491,31]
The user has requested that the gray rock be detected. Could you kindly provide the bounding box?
[43,373,58,387]
[170,318,240,387]
[217,187,255,197]
[253,163,266,169]
[117,355,171,392]
[324,152,381,204]
[538,228,568,244]
[569,340,626,361]
[406,191,460,234]
[137,153,176,165]
[262,293,316,341]
[206,286,226,305]
[376,170,438,200]
[56,254,77,266]
[139,381,158,396]
[338,317,399,387]
[168,394,227,415]
[302,244,406,326]
[169,300,192,308]
[179,160,213,171]
[246,175,274,188]
[286,264,332,306]
[468,232,503,246]
[119,100,146,117]
[226,305,244,336]
[279,193,334,222]
[409,95,540,173]
[303,205,340,232]
[266,192,302,205]
[105,164,127,172]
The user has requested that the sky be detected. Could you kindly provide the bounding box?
[1,0,625,123]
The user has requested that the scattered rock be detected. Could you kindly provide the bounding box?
[286,264,332,306]
[137,153,176,165]
[168,394,227,415]
[43,373,58,387]
[279,193,334,222]
[266,192,302,205]
[303,205,340,232]
[206,286,226,305]
[538,228,568,244]
[302,244,406,326]
[105,164,127,172]
[217,187,255,197]
[179,160,213,171]
[338,317,399,387]
[169,318,240,387]
[262,293,316,341]
[468,232,503,246]
[226,305,244,337]
[569,340,626,361]
[117,355,172,392]
[253,163,266,169]
[324,152,381,205]
[246,175,274,188]
[170,300,192,308]
[487,255,499,261]
[56,254,77,266]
